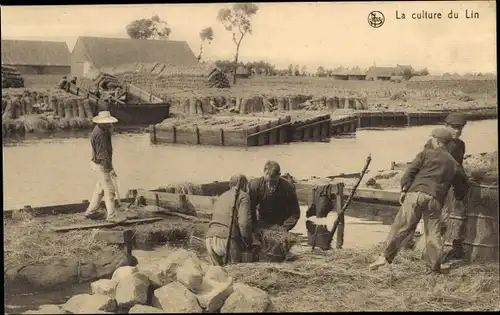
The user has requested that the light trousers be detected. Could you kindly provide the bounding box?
[383,191,444,271]
[85,162,117,219]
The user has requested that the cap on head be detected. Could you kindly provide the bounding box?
[229,174,248,189]
[431,128,453,144]
[445,113,467,126]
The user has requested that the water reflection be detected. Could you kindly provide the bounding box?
[3,120,497,209]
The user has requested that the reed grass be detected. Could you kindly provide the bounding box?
[225,243,500,312]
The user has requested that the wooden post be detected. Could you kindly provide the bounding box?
[150,125,157,144]
[195,127,200,145]
[219,128,225,146]
[172,126,177,144]
[335,183,345,249]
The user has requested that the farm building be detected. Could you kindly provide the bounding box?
[396,64,417,76]
[365,66,402,81]
[235,66,251,79]
[70,36,200,78]
[1,39,71,75]
[348,67,367,80]
[331,66,349,80]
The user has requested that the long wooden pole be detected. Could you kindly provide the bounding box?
[224,178,242,265]
[328,154,372,241]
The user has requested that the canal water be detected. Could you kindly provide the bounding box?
[3,119,497,209]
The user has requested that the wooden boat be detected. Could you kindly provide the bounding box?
[6,166,497,262]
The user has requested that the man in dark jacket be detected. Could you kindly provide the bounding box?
[248,161,301,232]
[422,113,469,259]
[370,128,468,273]
[84,111,126,223]
[58,76,68,90]
[205,174,252,266]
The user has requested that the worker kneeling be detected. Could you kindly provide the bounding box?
[205,174,253,266]
[369,128,468,273]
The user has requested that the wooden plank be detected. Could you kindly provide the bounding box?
[137,189,217,216]
[247,122,292,137]
[94,229,134,244]
[4,198,134,220]
[294,118,331,131]
[50,217,164,232]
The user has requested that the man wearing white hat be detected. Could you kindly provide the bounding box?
[84,111,126,223]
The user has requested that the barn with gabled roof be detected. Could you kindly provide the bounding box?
[1,39,71,74]
[70,36,200,78]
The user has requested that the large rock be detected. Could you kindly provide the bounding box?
[196,278,234,312]
[112,266,138,282]
[204,265,232,283]
[91,279,118,298]
[152,281,202,313]
[23,304,67,314]
[128,304,164,313]
[221,282,271,313]
[139,249,202,288]
[176,257,204,292]
[115,273,150,309]
[62,294,117,314]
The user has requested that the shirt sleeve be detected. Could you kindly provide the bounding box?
[282,186,301,231]
[423,138,433,150]
[451,161,468,200]
[94,134,113,172]
[401,151,425,192]
[237,193,253,242]
[248,179,260,229]
[457,140,466,166]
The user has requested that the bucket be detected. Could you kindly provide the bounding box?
[306,220,333,250]
[416,184,499,262]
[240,251,255,263]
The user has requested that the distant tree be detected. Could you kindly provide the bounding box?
[418,68,429,76]
[217,3,259,84]
[287,64,294,76]
[316,66,326,77]
[294,65,300,76]
[198,27,214,61]
[126,15,171,40]
[301,65,307,76]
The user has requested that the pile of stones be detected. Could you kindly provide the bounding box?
[23,249,272,314]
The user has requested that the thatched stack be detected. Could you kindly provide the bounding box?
[207,68,231,89]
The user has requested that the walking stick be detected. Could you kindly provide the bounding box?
[224,178,242,266]
[312,154,372,250]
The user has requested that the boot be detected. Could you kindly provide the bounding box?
[369,255,389,271]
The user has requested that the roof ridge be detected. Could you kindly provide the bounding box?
[77,36,189,44]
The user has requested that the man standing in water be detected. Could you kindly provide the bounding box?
[84,111,126,223]
[205,174,252,266]
[248,160,301,232]
[369,128,468,273]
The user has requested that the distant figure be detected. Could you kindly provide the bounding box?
[369,128,468,274]
[70,76,77,85]
[83,111,126,224]
[58,76,68,90]
[205,174,252,266]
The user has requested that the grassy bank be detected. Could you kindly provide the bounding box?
[3,211,208,268]
[226,245,499,312]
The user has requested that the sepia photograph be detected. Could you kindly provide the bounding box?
[2,1,498,313]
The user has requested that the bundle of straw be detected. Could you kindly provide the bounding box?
[258,226,298,263]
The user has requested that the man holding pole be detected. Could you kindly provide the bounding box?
[369,128,468,273]
[83,111,126,223]
[205,174,252,266]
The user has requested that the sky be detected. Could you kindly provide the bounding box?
[1,2,497,74]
